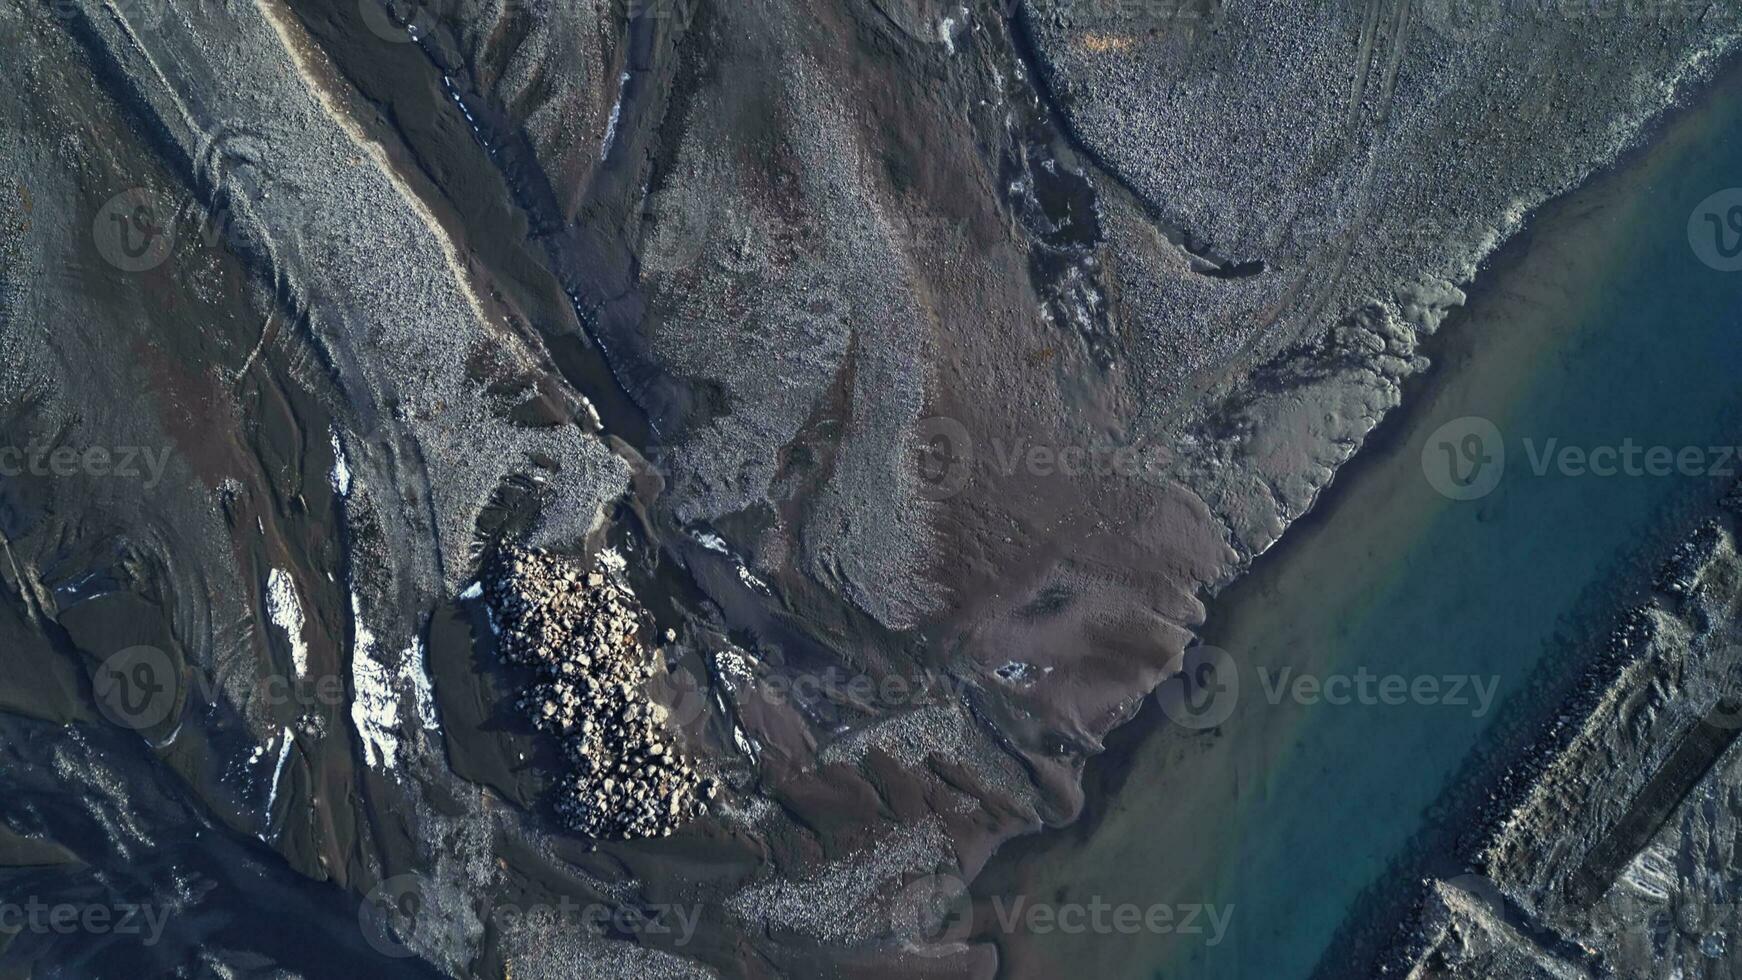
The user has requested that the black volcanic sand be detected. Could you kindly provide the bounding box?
[10,0,1724,978]
[281,0,1228,948]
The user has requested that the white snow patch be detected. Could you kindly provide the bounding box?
[458,580,483,600]
[940,12,968,54]
[264,727,293,837]
[714,648,756,686]
[405,636,441,733]
[598,547,627,574]
[349,592,399,772]
[692,533,770,593]
[347,593,442,775]
[737,563,771,594]
[733,724,758,761]
[265,568,309,676]
[600,70,631,161]
[328,426,352,497]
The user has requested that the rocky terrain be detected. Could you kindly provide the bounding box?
[486,546,714,839]
[0,0,1739,976]
[1406,505,1742,978]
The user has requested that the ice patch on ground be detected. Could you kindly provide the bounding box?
[328,426,352,497]
[598,547,627,574]
[349,593,442,774]
[737,564,770,594]
[349,591,399,772]
[263,728,293,840]
[406,636,441,733]
[600,70,630,161]
[265,567,308,676]
[714,648,755,688]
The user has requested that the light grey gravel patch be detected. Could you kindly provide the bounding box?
[71,0,632,600]
[496,925,722,980]
[815,701,1031,808]
[445,0,615,220]
[642,32,942,628]
[725,815,958,945]
[1026,0,1740,562]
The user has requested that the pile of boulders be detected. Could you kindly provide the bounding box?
[486,546,714,838]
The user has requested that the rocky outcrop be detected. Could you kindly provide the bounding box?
[1406,513,1742,977]
[487,546,714,839]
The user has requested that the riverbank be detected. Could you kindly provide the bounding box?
[975,48,1742,980]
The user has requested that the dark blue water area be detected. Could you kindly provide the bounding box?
[1167,96,1742,979]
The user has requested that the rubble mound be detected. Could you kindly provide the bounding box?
[486,546,713,839]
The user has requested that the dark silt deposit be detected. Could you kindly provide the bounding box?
[4,0,1742,977]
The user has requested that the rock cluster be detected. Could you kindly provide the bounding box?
[486,546,713,839]
[1656,520,1722,600]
